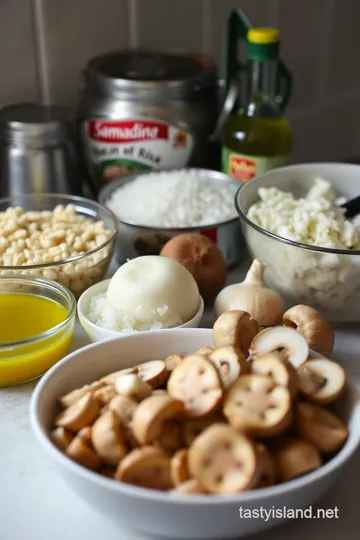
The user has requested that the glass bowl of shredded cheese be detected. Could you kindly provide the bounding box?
[236,162,360,322]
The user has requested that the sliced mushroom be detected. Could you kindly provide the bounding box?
[196,346,214,356]
[108,395,138,426]
[188,424,260,494]
[283,304,334,357]
[223,374,292,438]
[170,448,191,485]
[99,467,116,479]
[91,410,128,466]
[213,310,259,356]
[58,380,106,409]
[164,354,183,374]
[101,366,138,384]
[151,389,168,396]
[256,444,277,488]
[249,326,309,368]
[77,426,92,442]
[251,352,298,397]
[273,436,322,482]
[136,360,167,388]
[208,346,249,388]
[54,392,101,432]
[183,415,226,446]
[132,394,185,447]
[66,433,101,470]
[170,478,207,494]
[50,427,74,452]
[115,374,152,401]
[155,420,184,453]
[93,384,117,405]
[296,402,348,453]
[115,446,173,490]
[167,354,223,417]
[297,359,346,405]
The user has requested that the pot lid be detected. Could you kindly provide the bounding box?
[84,50,217,100]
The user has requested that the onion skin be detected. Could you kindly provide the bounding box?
[160,234,227,301]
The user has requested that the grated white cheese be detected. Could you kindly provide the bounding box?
[106,170,238,228]
[87,292,183,332]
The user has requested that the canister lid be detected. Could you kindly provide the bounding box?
[83,50,217,100]
[0,103,73,146]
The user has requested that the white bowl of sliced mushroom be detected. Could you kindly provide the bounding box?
[30,317,360,539]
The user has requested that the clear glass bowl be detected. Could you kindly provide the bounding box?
[0,275,76,386]
[0,193,118,298]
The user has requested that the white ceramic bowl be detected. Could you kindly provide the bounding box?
[236,162,360,322]
[77,279,204,342]
[30,328,360,539]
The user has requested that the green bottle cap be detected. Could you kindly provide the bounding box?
[247,27,280,61]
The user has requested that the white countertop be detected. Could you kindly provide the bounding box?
[1,259,360,540]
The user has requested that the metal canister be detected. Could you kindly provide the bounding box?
[98,168,243,267]
[77,51,219,191]
[0,103,81,198]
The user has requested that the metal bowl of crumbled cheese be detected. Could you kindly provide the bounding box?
[236,162,360,323]
[98,168,244,267]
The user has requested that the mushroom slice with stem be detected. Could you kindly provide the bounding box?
[115,374,152,401]
[132,394,185,448]
[171,478,207,494]
[213,311,259,357]
[223,374,292,438]
[251,352,298,397]
[188,424,260,494]
[208,346,249,388]
[296,402,348,453]
[170,448,191,485]
[255,444,277,488]
[167,354,223,417]
[273,436,322,482]
[54,392,101,432]
[297,358,346,405]
[91,410,128,466]
[101,367,139,384]
[115,446,173,490]
[136,360,168,389]
[58,380,106,409]
[283,304,334,357]
[50,427,74,452]
[249,326,309,368]
[66,432,101,471]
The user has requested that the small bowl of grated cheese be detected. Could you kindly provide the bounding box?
[77,256,204,342]
[236,162,360,322]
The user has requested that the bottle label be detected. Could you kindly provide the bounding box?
[222,147,289,182]
[82,118,194,187]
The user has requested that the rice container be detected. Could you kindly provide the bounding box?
[98,169,243,267]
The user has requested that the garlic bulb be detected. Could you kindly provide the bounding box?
[214,259,285,326]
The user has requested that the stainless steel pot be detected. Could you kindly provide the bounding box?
[77,51,219,191]
[98,168,244,267]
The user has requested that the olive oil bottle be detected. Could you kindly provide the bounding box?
[222,27,292,182]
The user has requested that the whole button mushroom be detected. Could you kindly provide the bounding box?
[223,374,292,438]
[213,311,259,357]
[249,326,309,368]
[273,436,322,482]
[297,359,346,405]
[188,424,260,494]
[91,410,128,466]
[167,354,223,417]
[115,446,173,490]
[296,402,348,453]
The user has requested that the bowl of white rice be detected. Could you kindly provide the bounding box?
[98,168,243,267]
[77,278,204,342]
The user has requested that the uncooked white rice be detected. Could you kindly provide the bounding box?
[106,170,238,228]
[87,293,183,332]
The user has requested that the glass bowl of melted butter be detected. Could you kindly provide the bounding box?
[0,275,76,386]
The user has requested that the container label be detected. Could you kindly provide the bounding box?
[222,147,289,182]
[83,118,194,186]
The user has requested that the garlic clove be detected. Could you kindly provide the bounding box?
[249,326,309,368]
[297,359,346,405]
